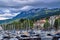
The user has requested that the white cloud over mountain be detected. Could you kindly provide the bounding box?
[0,9,19,20]
[0,13,19,20]
[20,6,34,11]
[0,17,9,20]
[0,0,60,20]
[0,13,18,17]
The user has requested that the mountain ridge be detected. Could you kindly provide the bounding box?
[0,8,60,24]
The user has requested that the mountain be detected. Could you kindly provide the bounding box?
[0,8,60,24]
[13,8,60,19]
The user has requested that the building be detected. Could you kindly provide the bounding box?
[33,19,46,29]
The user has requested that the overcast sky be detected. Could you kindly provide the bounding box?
[0,0,60,20]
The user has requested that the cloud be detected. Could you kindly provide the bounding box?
[20,6,34,11]
[0,0,60,20]
[0,0,60,8]
[0,17,9,20]
[0,13,18,17]
[0,12,19,20]
[0,9,19,20]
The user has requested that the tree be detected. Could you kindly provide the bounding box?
[54,19,58,30]
[44,21,50,30]
[19,19,25,23]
